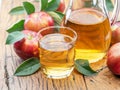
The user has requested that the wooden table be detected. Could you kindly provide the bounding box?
[1,0,120,90]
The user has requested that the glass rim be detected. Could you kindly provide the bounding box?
[37,26,77,43]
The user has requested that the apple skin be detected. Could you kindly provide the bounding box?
[111,22,120,44]
[13,30,39,60]
[57,0,65,12]
[24,12,54,32]
[107,42,120,75]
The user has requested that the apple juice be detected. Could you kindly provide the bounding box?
[39,33,75,79]
[64,8,111,63]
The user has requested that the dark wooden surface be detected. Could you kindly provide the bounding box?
[0,0,120,90]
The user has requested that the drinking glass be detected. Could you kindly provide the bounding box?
[38,26,77,79]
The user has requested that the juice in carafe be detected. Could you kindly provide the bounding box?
[64,8,111,63]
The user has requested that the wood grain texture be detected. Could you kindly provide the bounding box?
[0,31,8,90]
[1,0,120,90]
[85,68,120,90]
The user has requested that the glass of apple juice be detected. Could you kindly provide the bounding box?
[38,26,77,79]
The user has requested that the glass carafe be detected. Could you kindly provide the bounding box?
[63,0,120,63]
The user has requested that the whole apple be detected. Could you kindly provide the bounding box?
[57,0,65,12]
[14,30,39,60]
[107,42,120,75]
[111,21,120,44]
[24,12,54,32]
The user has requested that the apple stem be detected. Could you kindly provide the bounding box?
[27,34,33,40]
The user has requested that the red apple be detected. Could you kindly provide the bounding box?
[107,42,120,75]
[13,30,39,60]
[24,12,54,32]
[111,21,120,44]
[57,0,65,12]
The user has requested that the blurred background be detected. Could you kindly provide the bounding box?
[0,0,1,9]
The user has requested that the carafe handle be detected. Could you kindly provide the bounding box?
[110,0,120,25]
[64,0,73,24]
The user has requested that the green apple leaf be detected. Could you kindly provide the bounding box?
[45,0,60,11]
[6,31,25,44]
[23,1,35,15]
[40,0,48,11]
[55,11,65,18]
[106,0,114,11]
[84,1,92,7]
[34,0,40,2]
[9,6,25,15]
[75,59,98,76]
[14,57,41,76]
[7,20,25,33]
[47,11,64,25]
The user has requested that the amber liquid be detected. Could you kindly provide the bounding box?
[39,33,75,79]
[64,8,111,63]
